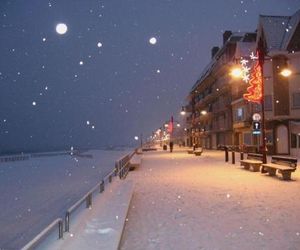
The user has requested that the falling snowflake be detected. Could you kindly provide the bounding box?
[32,101,37,106]
[56,23,68,35]
[149,37,157,45]
[97,42,103,47]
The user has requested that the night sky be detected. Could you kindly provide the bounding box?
[1,0,300,153]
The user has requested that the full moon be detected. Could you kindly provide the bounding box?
[56,23,68,35]
[149,37,157,45]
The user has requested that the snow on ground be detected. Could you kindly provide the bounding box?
[120,148,300,250]
[0,149,131,250]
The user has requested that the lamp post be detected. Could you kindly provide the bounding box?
[230,40,267,164]
[257,46,267,164]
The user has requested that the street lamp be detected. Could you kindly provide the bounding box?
[201,110,207,115]
[230,67,243,78]
[280,68,292,77]
[180,106,186,116]
[230,46,267,164]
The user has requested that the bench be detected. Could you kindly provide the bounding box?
[240,153,263,172]
[136,148,143,155]
[261,156,297,180]
[187,148,194,154]
[194,147,203,156]
[129,155,142,171]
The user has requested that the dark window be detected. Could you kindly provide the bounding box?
[292,93,300,108]
[266,131,273,145]
[243,132,251,145]
[264,95,273,111]
[291,133,297,148]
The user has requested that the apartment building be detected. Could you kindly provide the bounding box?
[186,9,300,157]
[256,10,300,156]
[186,31,257,149]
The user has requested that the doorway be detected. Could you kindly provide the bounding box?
[276,125,289,154]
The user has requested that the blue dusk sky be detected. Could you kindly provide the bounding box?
[0,0,300,152]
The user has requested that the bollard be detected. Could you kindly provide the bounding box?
[240,152,244,161]
[225,147,229,162]
[232,151,235,164]
[109,174,112,183]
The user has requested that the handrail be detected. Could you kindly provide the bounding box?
[22,148,138,248]
[21,218,63,250]
[65,149,137,232]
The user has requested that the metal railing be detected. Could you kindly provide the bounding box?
[21,149,137,249]
[21,218,63,250]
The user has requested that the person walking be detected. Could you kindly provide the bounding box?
[169,141,174,153]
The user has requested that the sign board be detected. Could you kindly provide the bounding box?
[252,113,261,121]
[253,121,261,131]
[252,131,261,135]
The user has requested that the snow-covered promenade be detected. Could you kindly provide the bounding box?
[120,147,300,250]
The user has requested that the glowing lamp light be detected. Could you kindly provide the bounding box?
[180,106,186,116]
[280,68,292,77]
[230,67,243,78]
[176,123,181,127]
[201,110,207,115]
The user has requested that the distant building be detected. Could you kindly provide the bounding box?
[186,9,300,157]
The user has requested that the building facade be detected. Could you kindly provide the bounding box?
[186,9,300,157]
[186,31,257,150]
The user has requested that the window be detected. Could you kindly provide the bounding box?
[264,95,273,111]
[266,131,273,145]
[234,107,244,122]
[243,132,252,145]
[292,93,300,108]
[291,133,300,148]
[291,133,297,148]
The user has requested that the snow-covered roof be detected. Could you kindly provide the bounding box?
[257,9,300,51]
[282,9,300,49]
[257,15,290,51]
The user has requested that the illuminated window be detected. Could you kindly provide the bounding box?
[235,107,244,122]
